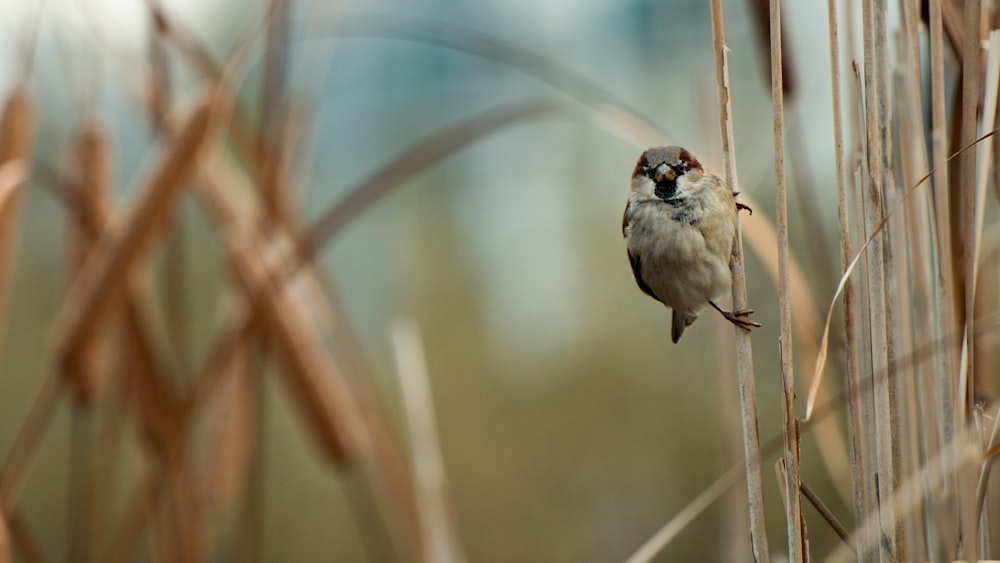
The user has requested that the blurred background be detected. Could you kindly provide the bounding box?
[0,0,860,561]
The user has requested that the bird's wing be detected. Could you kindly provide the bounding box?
[623,201,661,302]
[627,249,660,302]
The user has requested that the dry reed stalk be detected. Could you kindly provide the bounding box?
[765,0,805,558]
[859,0,899,556]
[707,1,768,561]
[847,63,881,563]
[940,0,964,56]
[391,319,466,563]
[967,28,1000,560]
[823,426,984,563]
[899,5,947,558]
[0,87,34,366]
[822,1,869,558]
[812,127,1000,377]
[974,256,997,405]
[799,479,850,547]
[972,31,1000,382]
[627,378,866,563]
[891,11,925,558]
[928,0,962,550]
[976,402,1000,531]
[624,320,990,563]
[895,80,934,562]
[957,1,984,559]
[808,128,1000,561]
[958,0,983,420]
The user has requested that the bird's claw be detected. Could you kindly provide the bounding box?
[710,301,762,332]
[736,202,753,215]
[722,308,762,331]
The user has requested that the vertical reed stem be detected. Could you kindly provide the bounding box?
[959,0,981,417]
[825,0,870,560]
[958,1,983,560]
[928,0,960,552]
[709,1,769,560]
[860,0,898,556]
[767,0,804,559]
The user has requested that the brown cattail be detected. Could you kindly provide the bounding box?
[54,84,227,371]
[0,87,34,366]
[66,118,114,403]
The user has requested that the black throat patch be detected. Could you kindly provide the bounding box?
[653,180,677,201]
[663,197,698,225]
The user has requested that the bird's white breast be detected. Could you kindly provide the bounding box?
[625,181,735,316]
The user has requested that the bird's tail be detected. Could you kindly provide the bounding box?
[671,310,698,343]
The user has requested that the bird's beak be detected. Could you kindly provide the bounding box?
[653,164,675,184]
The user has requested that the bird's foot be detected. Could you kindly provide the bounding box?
[722,309,762,331]
[710,301,762,332]
[732,192,752,215]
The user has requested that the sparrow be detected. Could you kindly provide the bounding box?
[622,146,760,343]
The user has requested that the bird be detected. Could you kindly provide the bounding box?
[622,145,760,343]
